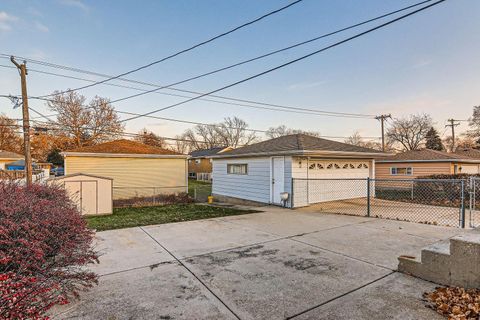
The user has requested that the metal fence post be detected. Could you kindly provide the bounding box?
[366,177,371,217]
[460,180,466,228]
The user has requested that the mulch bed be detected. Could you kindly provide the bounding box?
[424,287,480,320]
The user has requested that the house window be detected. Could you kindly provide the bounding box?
[227,164,248,175]
[195,159,201,164]
[391,167,413,175]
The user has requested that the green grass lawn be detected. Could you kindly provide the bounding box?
[86,204,258,231]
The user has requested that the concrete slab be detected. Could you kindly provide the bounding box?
[143,218,280,258]
[361,218,468,240]
[184,239,390,320]
[293,272,442,320]
[296,224,436,269]
[221,209,370,237]
[91,227,174,275]
[53,262,236,320]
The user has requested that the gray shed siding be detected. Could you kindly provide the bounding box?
[212,157,272,204]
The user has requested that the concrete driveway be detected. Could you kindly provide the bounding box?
[52,206,470,320]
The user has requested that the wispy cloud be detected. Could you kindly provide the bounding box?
[411,59,433,69]
[0,11,19,32]
[27,7,43,17]
[58,0,89,13]
[34,21,49,33]
[287,80,328,91]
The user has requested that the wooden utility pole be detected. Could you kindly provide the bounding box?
[445,119,460,152]
[375,114,391,152]
[10,56,33,186]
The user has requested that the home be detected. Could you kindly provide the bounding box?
[188,146,232,181]
[375,149,480,179]
[210,133,386,208]
[62,139,188,200]
[0,150,23,170]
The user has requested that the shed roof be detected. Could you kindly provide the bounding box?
[376,149,478,163]
[0,150,23,159]
[65,139,183,156]
[212,134,385,158]
[190,146,230,158]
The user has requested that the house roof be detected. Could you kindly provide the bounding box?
[189,147,230,158]
[454,148,480,159]
[376,149,479,163]
[64,139,184,156]
[212,134,386,158]
[5,159,26,167]
[0,150,23,159]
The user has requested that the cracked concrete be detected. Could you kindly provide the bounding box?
[51,208,472,320]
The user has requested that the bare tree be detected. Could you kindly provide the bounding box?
[386,114,433,151]
[0,114,22,153]
[265,125,321,139]
[215,117,257,148]
[47,91,124,147]
[134,128,166,148]
[344,131,384,151]
[467,106,480,139]
[170,134,190,154]
[184,117,258,151]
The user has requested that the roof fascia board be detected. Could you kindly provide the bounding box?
[62,152,187,159]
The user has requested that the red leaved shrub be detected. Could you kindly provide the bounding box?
[0,182,98,319]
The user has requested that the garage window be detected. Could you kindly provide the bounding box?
[227,164,248,175]
[390,167,412,175]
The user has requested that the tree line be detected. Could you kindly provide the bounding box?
[1,91,479,165]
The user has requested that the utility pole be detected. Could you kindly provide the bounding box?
[375,114,391,152]
[10,56,33,186]
[445,119,460,152]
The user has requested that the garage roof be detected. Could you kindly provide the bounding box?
[212,134,386,158]
[63,139,185,157]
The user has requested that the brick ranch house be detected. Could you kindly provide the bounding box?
[375,149,480,179]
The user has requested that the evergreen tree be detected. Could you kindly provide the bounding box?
[47,148,64,166]
[425,127,444,151]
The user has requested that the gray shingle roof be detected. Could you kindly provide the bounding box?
[189,147,229,158]
[214,134,383,157]
[454,148,480,159]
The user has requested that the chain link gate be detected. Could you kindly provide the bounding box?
[292,178,468,228]
[469,177,480,228]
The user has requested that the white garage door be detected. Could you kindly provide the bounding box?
[306,160,370,203]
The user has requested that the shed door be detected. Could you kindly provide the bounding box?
[81,181,97,215]
[271,157,285,205]
[63,180,97,215]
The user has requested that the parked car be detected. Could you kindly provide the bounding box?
[51,167,65,177]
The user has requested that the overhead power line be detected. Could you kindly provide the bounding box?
[36,0,303,98]
[1,0,436,119]
[118,0,446,123]
[0,67,374,119]
[106,0,435,104]
[21,100,381,140]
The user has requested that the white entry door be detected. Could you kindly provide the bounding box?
[271,157,285,205]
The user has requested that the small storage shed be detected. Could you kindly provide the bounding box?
[48,173,113,215]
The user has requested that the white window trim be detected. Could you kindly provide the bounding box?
[227,163,248,175]
[390,167,413,176]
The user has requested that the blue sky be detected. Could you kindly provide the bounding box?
[0,0,479,142]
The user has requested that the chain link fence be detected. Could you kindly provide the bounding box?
[292,178,469,228]
[113,186,189,207]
